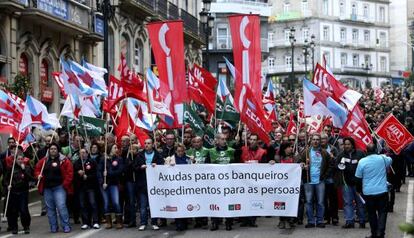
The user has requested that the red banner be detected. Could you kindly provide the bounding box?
[147,20,187,127]
[375,114,414,154]
[192,64,217,89]
[228,14,262,112]
[340,106,373,150]
[286,113,297,136]
[240,87,271,144]
[188,71,216,113]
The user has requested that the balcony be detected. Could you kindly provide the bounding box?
[180,9,199,38]
[338,39,389,50]
[168,1,179,20]
[211,0,272,16]
[0,0,27,11]
[155,0,168,20]
[339,14,376,25]
[21,0,91,35]
[120,0,155,19]
[266,64,308,74]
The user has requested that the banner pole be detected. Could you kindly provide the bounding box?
[4,132,21,219]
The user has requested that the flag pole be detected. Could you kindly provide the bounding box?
[4,131,21,219]
[103,113,109,187]
[143,69,158,149]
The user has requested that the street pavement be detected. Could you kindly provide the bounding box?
[0,179,411,238]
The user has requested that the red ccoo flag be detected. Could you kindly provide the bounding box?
[340,106,373,150]
[286,113,297,136]
[375,114,414,154]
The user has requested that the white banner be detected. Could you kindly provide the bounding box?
[146,164,301,218]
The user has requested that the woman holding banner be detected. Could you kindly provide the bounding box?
[97,144,124,229]
[34,142,73,233]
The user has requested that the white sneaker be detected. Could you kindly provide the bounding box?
[92,223,100,229]
[152,225,159,230]
[81,224,89,230]
[138,225,146,231]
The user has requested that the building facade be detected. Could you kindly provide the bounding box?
[206,0,272,90]
[266,0,391,89]
[0,0,204,113]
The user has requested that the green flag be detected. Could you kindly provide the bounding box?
[76,116,106,137]
[184,104,205,136]
[203,126,215,148]
[216,97,239,128]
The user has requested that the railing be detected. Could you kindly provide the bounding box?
[136,0,155,11]
[341,66,373,73]
[267,64,308,74]
[168,1,179,20]
[156,0,168,19]
[215,0,271,7]
[180,9,198,36]
[339,14,376,24]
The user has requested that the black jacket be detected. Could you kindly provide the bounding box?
[336,149,365,186]
[134,150,164,187]
[73,157,99,190]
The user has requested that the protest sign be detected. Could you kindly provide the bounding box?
[146,164,301,218]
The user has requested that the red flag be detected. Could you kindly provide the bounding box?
[188,71,216,112]
[114,105,149,146]
[340,106,373,150]
[192,64,217,89]
[103,75,126,114]
[286,113,297,136]
[375,114,414,154]
[147,20,187,128]
[117,54,147,102]
[228,14,262,112]
[374,87,384,104]
[312,63,361,110]
[240,87,271,144]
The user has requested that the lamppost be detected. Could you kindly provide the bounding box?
[289,27,296,90]
[97,0,115,83]
[361,63,373,89]
[303,39,310,78]
[310,34,316,71]
[200,0,214,71]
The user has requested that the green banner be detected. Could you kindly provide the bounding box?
[203,126,215,149]
[69,116,106,137]
[184,104,205,136]
[216,97,239,128]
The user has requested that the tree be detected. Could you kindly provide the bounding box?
[0,73,31,99]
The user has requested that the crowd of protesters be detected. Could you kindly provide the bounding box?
[0,85,412,238]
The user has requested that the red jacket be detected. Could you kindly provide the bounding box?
[241,146,267,163]
[34,155,74,195]
[5,156,30,168]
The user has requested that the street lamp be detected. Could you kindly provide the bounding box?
[361,63,373,89]
[310,34,316,71]
[97,0,115,83]
[302,39,310,78]
[200,0,214,70]
[289,27,296,90]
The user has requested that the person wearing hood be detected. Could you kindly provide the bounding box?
[4,145,34,234]
[34,142,73,233]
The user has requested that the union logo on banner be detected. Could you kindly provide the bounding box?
[375,114,414,154]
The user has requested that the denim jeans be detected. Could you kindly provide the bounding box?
[304,182,325,224]
[6,191,31,230]
[126,182,137,225]
[365,192,388,238]
[100,185,121,215]
[138,186,157,226]
[324,182,339,221]
[44,185,71,231]
[78,189,99,225]
[342,186,365,224]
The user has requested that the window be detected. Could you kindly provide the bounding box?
[339,1,345,16]
[268,32,274,46]
[340,28,346,43]
[379,7,385,22]
[285,56,292,67]
[268,57,275,69]
[121,34,130,65]
[379,32,387,47]
[352,54,359,67]
[301,0,308,14]
[285,29,291,43]
[341,53,347,66]
[364,30,370,43]
[134,40,143,73]
[284,2,290,13]
[352,29,358,43]
[217,26,229,49]
[364,55,371,66]
[302,28,309,42]
[363,4,369,18]
[19,53,28,76]
[323,0,329,15]
[351,3,357,16]
[380,56,387,71]
[323,26,329,41]
[40,59,51,87]
[323,52,330,66]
